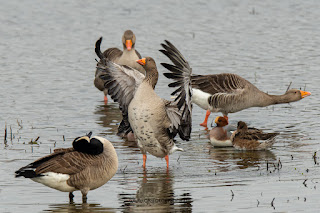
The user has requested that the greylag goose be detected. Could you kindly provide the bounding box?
[94,30,145,104]
[209,116,233,147]
[15,132,118,203]
[96,40,192,169]
[191,74,311,127]
[230,121,279,150]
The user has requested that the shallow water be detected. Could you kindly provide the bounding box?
[1,0,320,212]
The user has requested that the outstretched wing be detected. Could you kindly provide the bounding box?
[95,38,144,134]
[94,37,123,92]
[160,40,193,140]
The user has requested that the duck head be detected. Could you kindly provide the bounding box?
[122,30,136,51]
[237,121,248,131]
[214,116,229,127]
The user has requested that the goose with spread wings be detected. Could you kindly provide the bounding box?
[96,40,192,169]
[94,30,145,104]
[15,132,118,203]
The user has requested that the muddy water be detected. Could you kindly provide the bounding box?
[1,0,320,212]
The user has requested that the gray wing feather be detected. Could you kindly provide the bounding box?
[160,40,193,141]
[98,61,144,112]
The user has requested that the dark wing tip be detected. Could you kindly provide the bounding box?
[95,37,103,59]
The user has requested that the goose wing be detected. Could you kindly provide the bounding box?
[94,37,122,91]
[191,73,248,94]
[15,148,103,177]
[160,40,193,141]
[95,38,144,135]
[194,74,253,110]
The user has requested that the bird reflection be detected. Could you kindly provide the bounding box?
[208,147,276,169]
[45,202,116,213]
[119,171,192,212]
[94,103,138,148]
[94,102,122,134]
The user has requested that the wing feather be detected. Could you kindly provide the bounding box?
[160,40,193,140]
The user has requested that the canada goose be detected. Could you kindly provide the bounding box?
[209,116,233,147]
[94,30,145,104]
[191,74,311,127]
[230,121,279,150]
[96,40,192,169]
[15,132,118,203]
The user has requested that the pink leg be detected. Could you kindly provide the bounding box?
[104,96,108,105]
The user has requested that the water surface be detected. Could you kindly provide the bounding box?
[1,0,319,212]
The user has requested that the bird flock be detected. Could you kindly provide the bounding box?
[15,30,311,203]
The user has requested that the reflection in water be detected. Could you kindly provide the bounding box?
[119,171,192,212]
[94,103,139,149]
[209,147,276,169]
[45,202,116,213]
[94,103,122,134]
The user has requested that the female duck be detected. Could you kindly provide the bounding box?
[230,121,279,151]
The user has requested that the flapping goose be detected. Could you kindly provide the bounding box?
[15,132,118,203]
[209,116,233,147]
[191,74,311,127]
[96,40,192,169]
[94,30,145,104]
[230,121,279,150]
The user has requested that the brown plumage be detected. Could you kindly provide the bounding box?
[94,30,145,100]
[188,69,310,127]
[230,121,279,150]
[15,133,118,203]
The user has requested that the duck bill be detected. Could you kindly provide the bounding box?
[125,40,132,50]
[300,90,311,98]
[136,58,146,65]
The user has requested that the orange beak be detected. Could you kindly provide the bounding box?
[300,90,311,98]
[136,58,146,65]
[125,40,132,50]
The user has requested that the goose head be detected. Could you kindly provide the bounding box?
[284,89,311,102]
[136,57,158,88]
[122,30,136,51]
[214,116,229,127]
[136,57,157,69]
[72,133,104,155]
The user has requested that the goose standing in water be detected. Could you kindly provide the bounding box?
[15,132,118,203]
[96,40,192,169]
[230,121,279,150]
[94,30,145,104]
[191,73,311,127]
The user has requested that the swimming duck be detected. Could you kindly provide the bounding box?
[15,132,118,203]
[209,116,233,147]
[191,74,311,127]
[96,40,192,169]
[230,121,279,150]
[94,30,145,104]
